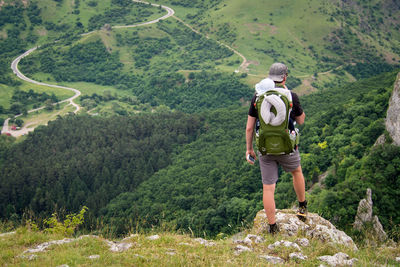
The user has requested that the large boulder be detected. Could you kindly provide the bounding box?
[253,209,358,250]
[385,72,400,146]
[353,188,388,244]
[353,188,374,227]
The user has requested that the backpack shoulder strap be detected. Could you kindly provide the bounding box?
[270,88,292,102]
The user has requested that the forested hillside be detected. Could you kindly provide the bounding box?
[0,112,202,219]
[2,71,397,239]
[101,71,399,237]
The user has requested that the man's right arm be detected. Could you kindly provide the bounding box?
[246,115,257,164]
[295,112,305,125]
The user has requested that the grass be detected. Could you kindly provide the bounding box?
[0,78,75,110]
[61,82,131,102]
[179,0,338,75]
[152,0,398,89]
[1,225,399,266]
[35,0,166,34]
[16,102,75,129]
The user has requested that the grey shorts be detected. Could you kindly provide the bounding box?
[258,149,301,185]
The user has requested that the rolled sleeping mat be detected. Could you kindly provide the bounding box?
[260,94,286,126]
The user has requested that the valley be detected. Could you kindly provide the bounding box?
[0,0,399,259]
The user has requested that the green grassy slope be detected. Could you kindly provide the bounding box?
[157,0,399,92]
[167,0,400,72]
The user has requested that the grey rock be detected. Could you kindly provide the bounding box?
[234,234,264,247]
[374,134,386,146]
[353,188,387,243]
[88,255,100,259]
[296,238,310,247]
[26,254,37,260]
[354,188,373,229]
[372,215,387,241]
[194,238,216,247]
[245,234,265,244]
[234,245,252,255]
[396,256,400,262]
[267,240,301,251]
[259,255,285,264]
[105,240,133,252]
[318,252,357,266]
[253,209,358,250]
[230,231,247,242]
[20,234,135,259]
[289,252,307,260]
[22,238,76,254]
[57,265,69,267]
[385,72,400,146]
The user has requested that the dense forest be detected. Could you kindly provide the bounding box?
[0,112,202,220]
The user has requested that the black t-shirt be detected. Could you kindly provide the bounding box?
[248,92,303,121]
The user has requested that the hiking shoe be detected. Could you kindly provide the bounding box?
[269,223,279,235]
[296,205,308,222]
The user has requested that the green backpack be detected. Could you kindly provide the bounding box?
[255,89,299,155]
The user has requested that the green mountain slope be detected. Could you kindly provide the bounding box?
[169,0,400,74]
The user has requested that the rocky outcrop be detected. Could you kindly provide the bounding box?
[253,209,358,250]
[385,72,400,146]
[353,188,387,244]
[353,188,374,227]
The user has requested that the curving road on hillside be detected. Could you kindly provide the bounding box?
[2,0,175,137]
[11,46,82,113]
[3,0,248,137]
[113,0,174,29]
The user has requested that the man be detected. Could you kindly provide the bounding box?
[245,62,307,234]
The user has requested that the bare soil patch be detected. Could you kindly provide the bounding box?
[37,27,48,36]
[245,23,277,35]
[0,29,7,39]
[241,60,259,71]
[296,78,317,96]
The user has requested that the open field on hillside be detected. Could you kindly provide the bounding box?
[0,79,74,110]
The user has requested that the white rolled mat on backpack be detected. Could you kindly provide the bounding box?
[260,95,286,126]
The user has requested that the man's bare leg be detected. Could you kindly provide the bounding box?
[263,183,276,224]
[291,166,306,202]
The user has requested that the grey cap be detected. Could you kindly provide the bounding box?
[268,63,288,82]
